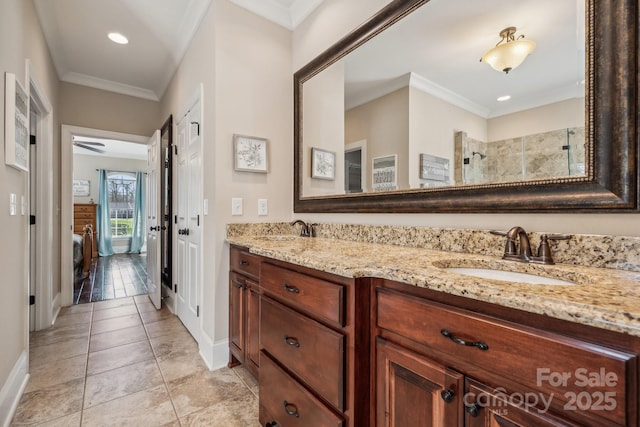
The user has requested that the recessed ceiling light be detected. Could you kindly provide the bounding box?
[108,32,128,45]
[497,95,511,102]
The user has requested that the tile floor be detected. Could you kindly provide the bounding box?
[12,296,260,426]
[74,254,148,304]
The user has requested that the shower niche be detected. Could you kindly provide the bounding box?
[454,128,585,186]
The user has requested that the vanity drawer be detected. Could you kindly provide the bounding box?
[259,352,344,427]
[261,262,344,326]
[230,246,260,279]
[377,289,636,426]
[261,296,345,410]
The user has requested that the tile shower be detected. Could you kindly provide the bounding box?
[455,127,586,185]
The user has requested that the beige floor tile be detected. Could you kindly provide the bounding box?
[91,303,139,321]
[232,366,259,397]
[150,329,198,360]
[93,297,135,311]
[180,392,259,427]
[139,307,175,324]
[89,324,147,352]
[87,340,154,375]
[81,385,178,426]
[12,378,84,425]
[91,313,142,335]
[32,411,81,427]
[58,304,93,316]
[144,317,188,338]
[30,323,91,348]
[157,351,209,382]
[29,337,89,369]
[84,359,164,408]
[135,300,157,313]
[167,367,251,418]
[133,294,152,304]
[52,311,92,329]
[25,354,87,393]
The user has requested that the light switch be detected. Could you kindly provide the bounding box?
[231,198,243,216]
[203,199,209,215]
[21,195,25,215]
[258,199,268,216]
[9,193,17,216]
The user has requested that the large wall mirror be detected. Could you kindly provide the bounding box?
[294,0,638,212]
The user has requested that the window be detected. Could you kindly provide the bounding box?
[107,173,136,237]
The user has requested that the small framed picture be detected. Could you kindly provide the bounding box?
[372,154,397,191]
[311,147,336,180]
[4,73,29,172]
[233,134,268,173]
[73,179,91,197]
[420,153,450,182]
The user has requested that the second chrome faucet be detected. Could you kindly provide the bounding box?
[491,226,570,265]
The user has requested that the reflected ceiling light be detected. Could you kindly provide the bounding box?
[108,32,129,45]
[497,95,511,102]
[481,27,536,74]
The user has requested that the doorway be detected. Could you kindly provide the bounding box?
[345,140,367,193]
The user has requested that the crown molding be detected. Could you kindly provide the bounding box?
[229,0,324,30]
[61,72,160,101]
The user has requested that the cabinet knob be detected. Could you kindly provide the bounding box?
[284,335,301,348]
[465,402,482,417]
[283,401,300,418]
[283,283,300,294]
[240,260,250,266]
[440,389,455,403]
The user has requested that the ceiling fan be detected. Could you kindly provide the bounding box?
[73,139,106,154]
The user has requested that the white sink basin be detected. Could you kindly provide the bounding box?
[445,267,577,286]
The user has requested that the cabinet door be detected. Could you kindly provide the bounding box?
[246,282,260,377]
[229,272,246,364]
[465,379,582,427]
[376,338,463,427]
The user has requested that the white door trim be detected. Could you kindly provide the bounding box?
[60,125,147,307]
[27,62,56,331]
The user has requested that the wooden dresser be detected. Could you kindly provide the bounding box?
[73,203,98,257]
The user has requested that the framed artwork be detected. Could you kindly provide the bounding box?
[233,134,268,173]
[4,73,29,172]
[372,154,397,191]
[420,153,450,182]
[311,147,336,180]
[73,179,91,197]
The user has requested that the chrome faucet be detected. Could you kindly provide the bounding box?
[290,220,316,237]
[491,227,571,265]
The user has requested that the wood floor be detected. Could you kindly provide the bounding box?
[74,254,148,304]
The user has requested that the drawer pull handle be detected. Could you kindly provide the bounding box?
[440,389,455,403]
[240,260,250,266]
[283,283,300,294]
[440,329,489,351]
[232,279,246,289]
[466,402,482,417]
[283,401,300,417]
[284,335,301,348]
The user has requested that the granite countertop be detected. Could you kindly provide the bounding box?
[227,234,640,338]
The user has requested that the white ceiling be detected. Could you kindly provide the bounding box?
[73,136,147,160]
[33,0,324,101]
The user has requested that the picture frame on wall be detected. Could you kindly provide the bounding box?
[4,73,29,172]
[311,147,336,180]
[419,153,449,182]
[372,154,397,191]
[233,134,268,173]
[73,180,91,197]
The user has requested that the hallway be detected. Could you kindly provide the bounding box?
[74,254,148,304]
[12,296,259,426]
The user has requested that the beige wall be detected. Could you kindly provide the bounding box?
[160,0,293,347]
[60,82,161,137]
[73,154,147,204]
[0,0,60,411]
[292,0,640,237]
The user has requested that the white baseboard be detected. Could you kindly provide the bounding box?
[199,332,229,371]
[0,351,29,427]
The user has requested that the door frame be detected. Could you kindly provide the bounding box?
[345,140,367,193]
[28,63,55,331]
[60,125,148,307]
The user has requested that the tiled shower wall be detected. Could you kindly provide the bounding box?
[458,127,586,185]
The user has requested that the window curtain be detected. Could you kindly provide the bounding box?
[128,172,145,253]
[97,169,114,256]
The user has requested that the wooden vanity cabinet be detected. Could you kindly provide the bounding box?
[374,280,639,427]
[258,260,371,427]
[229,246,261,379]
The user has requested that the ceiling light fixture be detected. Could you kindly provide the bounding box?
[108,32,129,45]
[480,27,536,74]
[497,95,511,102]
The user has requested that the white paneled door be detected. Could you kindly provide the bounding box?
[147,130,162,309]
[175,97,202,341]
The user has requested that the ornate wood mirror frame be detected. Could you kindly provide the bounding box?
[294,0,638,213]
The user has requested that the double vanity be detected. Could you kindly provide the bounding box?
[227,223,640,427]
